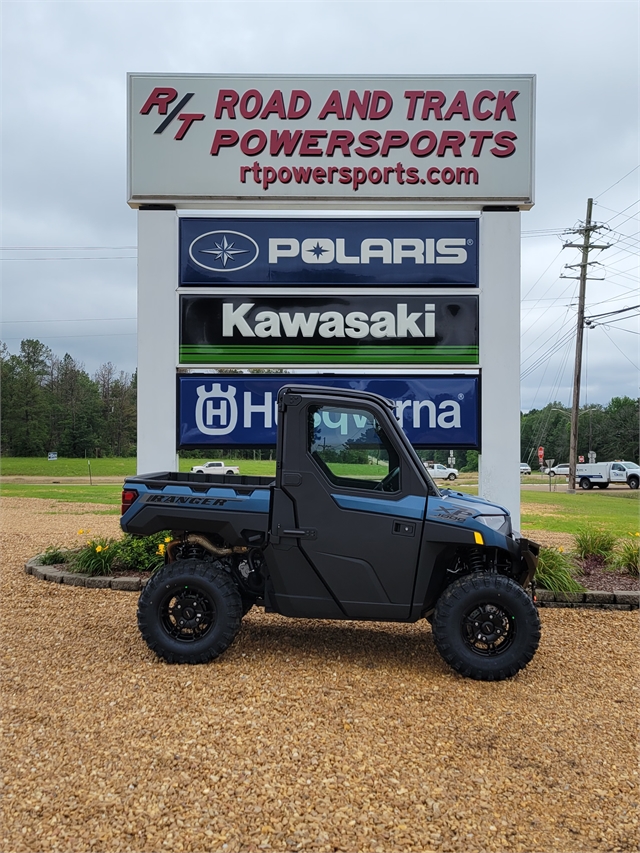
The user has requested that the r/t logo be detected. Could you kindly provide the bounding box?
[140,87,205,139]
[195,383,238,436]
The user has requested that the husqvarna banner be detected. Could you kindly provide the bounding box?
[128,74,535,207]
[178,374,480,449]
[180,218,478,286]
[180,294,479,366]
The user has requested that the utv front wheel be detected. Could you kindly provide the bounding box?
[137,559,242,664]
[432,573,540,681]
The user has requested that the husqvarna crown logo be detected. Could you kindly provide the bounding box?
[189,231,260,272]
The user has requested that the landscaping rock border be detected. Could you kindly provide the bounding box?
[25,554,639,607]
[535,586,638,609]
[25,555,146,591]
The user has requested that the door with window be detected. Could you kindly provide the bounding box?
[611,463,628,483]
[278,396,428,619]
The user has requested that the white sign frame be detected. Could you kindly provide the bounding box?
[128,74,535,210]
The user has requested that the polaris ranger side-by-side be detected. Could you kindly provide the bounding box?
[121,386,541,681]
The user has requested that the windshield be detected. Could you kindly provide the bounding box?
[623,462,640,469]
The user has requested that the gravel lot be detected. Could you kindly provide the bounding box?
[1,498,638,853]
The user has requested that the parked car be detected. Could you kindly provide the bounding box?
[190,460,240,475]
[520,463,531,475]
[543,463,570,477]
[425,462,458,481]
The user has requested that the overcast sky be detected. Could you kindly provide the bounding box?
[2,0,638,412]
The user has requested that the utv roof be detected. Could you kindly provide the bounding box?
[277,384,395,409]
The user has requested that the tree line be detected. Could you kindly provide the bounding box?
[1,339,638,465]
[1,340,137,457]
[520,398,639,467]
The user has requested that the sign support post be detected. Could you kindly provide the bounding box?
[137,208,179,474]
[478,209,521,529]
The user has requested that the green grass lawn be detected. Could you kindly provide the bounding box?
[0,483,121,508]
[0,457,138,477]
[520,489,639,538]
[0,456,277,477]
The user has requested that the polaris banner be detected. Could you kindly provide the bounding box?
[178,374,480,449]
[179,218,478,286]
[180,294,479,366]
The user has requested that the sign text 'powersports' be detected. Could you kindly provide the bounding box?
[180,218,478,286]
[128,74,535,206]
[180,295,478,366]
[178,375,480,449]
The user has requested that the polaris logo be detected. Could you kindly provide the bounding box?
[189,230,260,272]
[269,237,469,265]
[223,302,436,339]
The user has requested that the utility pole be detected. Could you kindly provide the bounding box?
[561,198,609,493]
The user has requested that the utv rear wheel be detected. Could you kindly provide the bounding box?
[432,573,541,681]
[137,559,242,664]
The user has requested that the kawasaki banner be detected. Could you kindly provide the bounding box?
[178,374,480,449]
[179,217,478,286]
[180,294,478,366]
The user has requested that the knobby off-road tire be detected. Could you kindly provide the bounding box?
[432,573,541,681]
[137,559,242,664]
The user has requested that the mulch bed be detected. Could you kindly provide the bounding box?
[573,562,639,592]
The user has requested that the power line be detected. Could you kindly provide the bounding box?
[1,317,136,324]
[601,327,640,370]
[1,332,137,340]
[2,256,136,262]
[1,245,136,250]
[594,165,640,199]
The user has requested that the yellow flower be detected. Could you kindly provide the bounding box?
[558,546,564,553]
[164,536,172,543]
[636,532,640,537]
[78,529,84,535]
[96,545,103,553]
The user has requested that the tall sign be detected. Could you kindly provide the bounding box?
[128,74,535,208]
[130,73,534,529]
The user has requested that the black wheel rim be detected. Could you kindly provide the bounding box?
[462,602,515,656]
[159,584,216,643]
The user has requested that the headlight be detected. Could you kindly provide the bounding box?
[475,514,511,533]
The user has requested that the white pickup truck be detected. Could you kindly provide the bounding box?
[424,462,459,481]
[190,460,240,475]
[576,461,639,490]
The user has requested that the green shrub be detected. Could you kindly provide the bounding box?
[70,537,117,576]
[535,547,586,593]
[573,525,617,563]
[40,545,70,565]
[111,531,172,573]
[613,534,640,577]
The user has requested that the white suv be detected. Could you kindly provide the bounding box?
[544,463,570,477]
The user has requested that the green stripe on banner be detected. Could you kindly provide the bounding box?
[179,345,479,365]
